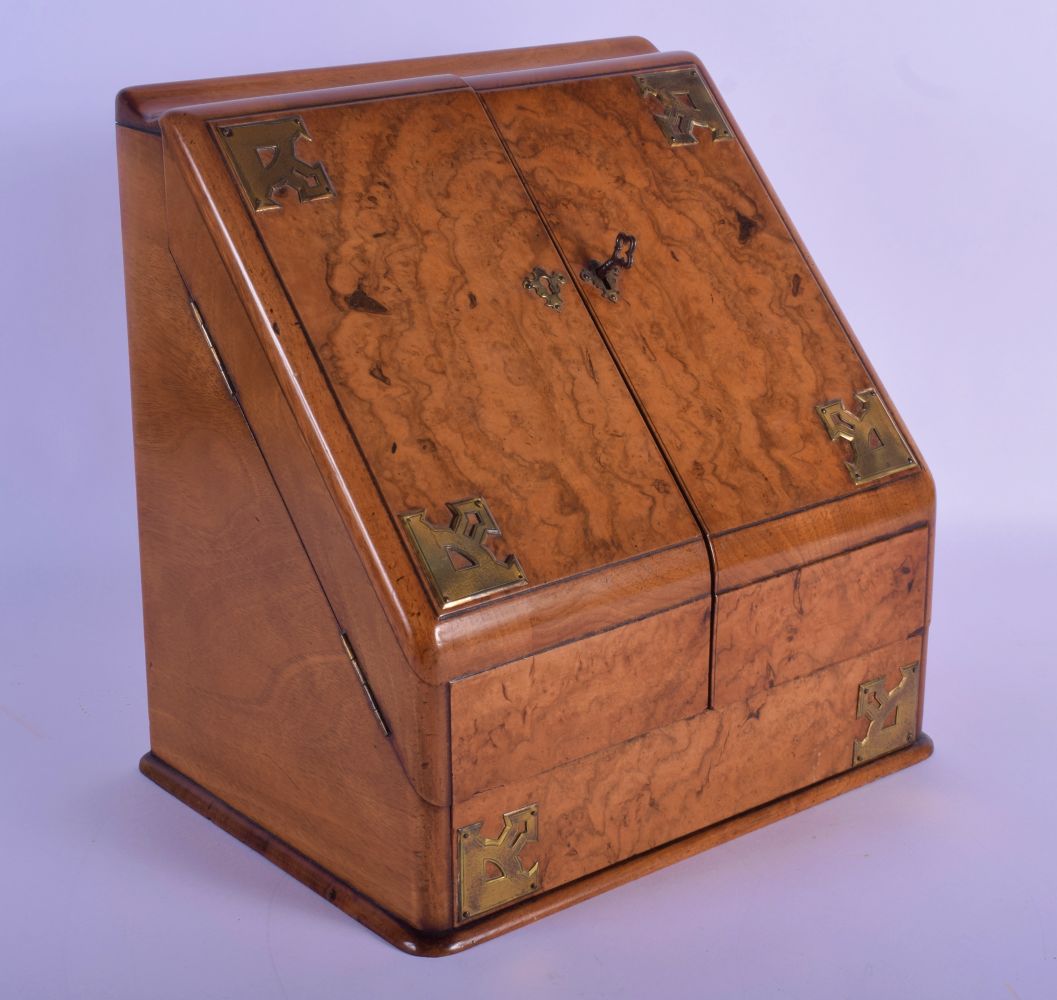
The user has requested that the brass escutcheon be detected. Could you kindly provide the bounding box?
[523,267,566,310]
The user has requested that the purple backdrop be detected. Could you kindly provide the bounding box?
[2,2,1055,997]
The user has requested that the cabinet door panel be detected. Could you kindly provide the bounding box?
[213,87,701,610]
[483,72,903,535]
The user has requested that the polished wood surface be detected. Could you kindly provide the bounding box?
[450,598,711,801]
[163,154,451,804]
[160,93,712,683]
[162,108,439,677]
[482,72,920,537]
[117,37,657,130]
[247,87,700,599]
[142,734,933,956]
[119,41,936,952]
[714,528,929,705]
[711,472,933,592]
[119,127,449,929]
[453,635,924,894]
[426,536,709,680]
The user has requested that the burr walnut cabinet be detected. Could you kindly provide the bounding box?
[116,36,935,955]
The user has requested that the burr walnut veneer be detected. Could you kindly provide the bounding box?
[117,37,935,955]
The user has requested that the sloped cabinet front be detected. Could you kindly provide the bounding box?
[204,87,702,615]
[481,68,923,538]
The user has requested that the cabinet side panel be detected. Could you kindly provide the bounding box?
[117,126,447,932]
[162,153,452,811]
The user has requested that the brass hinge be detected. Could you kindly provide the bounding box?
[340,631,390,737]
[189,299,237,399]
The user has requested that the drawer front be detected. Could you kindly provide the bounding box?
[713,527,930,706]
[450,598,712,802]
[452,634,924,916]
[450,530,929,918]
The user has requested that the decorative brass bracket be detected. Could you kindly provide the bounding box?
[635,67,733,146]
[523,267,567,310]
[400,497,526,609]
[457,805,541,921]
[216,116,335,212]
[853,663,920,765]
[817,389,918,485]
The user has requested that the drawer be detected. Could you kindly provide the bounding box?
[452,634,924,905]
[450,598,711,802]
[713,528,929,706]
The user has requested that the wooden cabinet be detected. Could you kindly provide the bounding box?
[117,36,934,955]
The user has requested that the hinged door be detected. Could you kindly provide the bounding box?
[161,83,704,636]
[480,66,921,539]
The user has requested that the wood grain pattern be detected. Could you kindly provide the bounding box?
[430,536,709,681]
[482,73,920,535]
[142,733,932,955]
[117,37,657,130]
[245,88,700,599]
[713,528,929,706]
[161,98,711,684]
[119,42,937,950]
[119,127,449,930]
[164,151,451,804]
[453,635,923,895]
[450,599,711,801]
[711,472,934,592]
[163,108,446,684]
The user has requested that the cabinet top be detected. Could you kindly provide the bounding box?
[115,36,657,131]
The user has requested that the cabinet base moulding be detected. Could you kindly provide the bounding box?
[139,736,933,956]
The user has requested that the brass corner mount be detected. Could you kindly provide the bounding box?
[457,804,541,921]
[400,497,526,610]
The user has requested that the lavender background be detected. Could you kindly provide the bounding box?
[2,2,1055,997]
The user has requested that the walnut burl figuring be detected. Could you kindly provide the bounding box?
[118,37,936,953]
[142,736,933,956]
